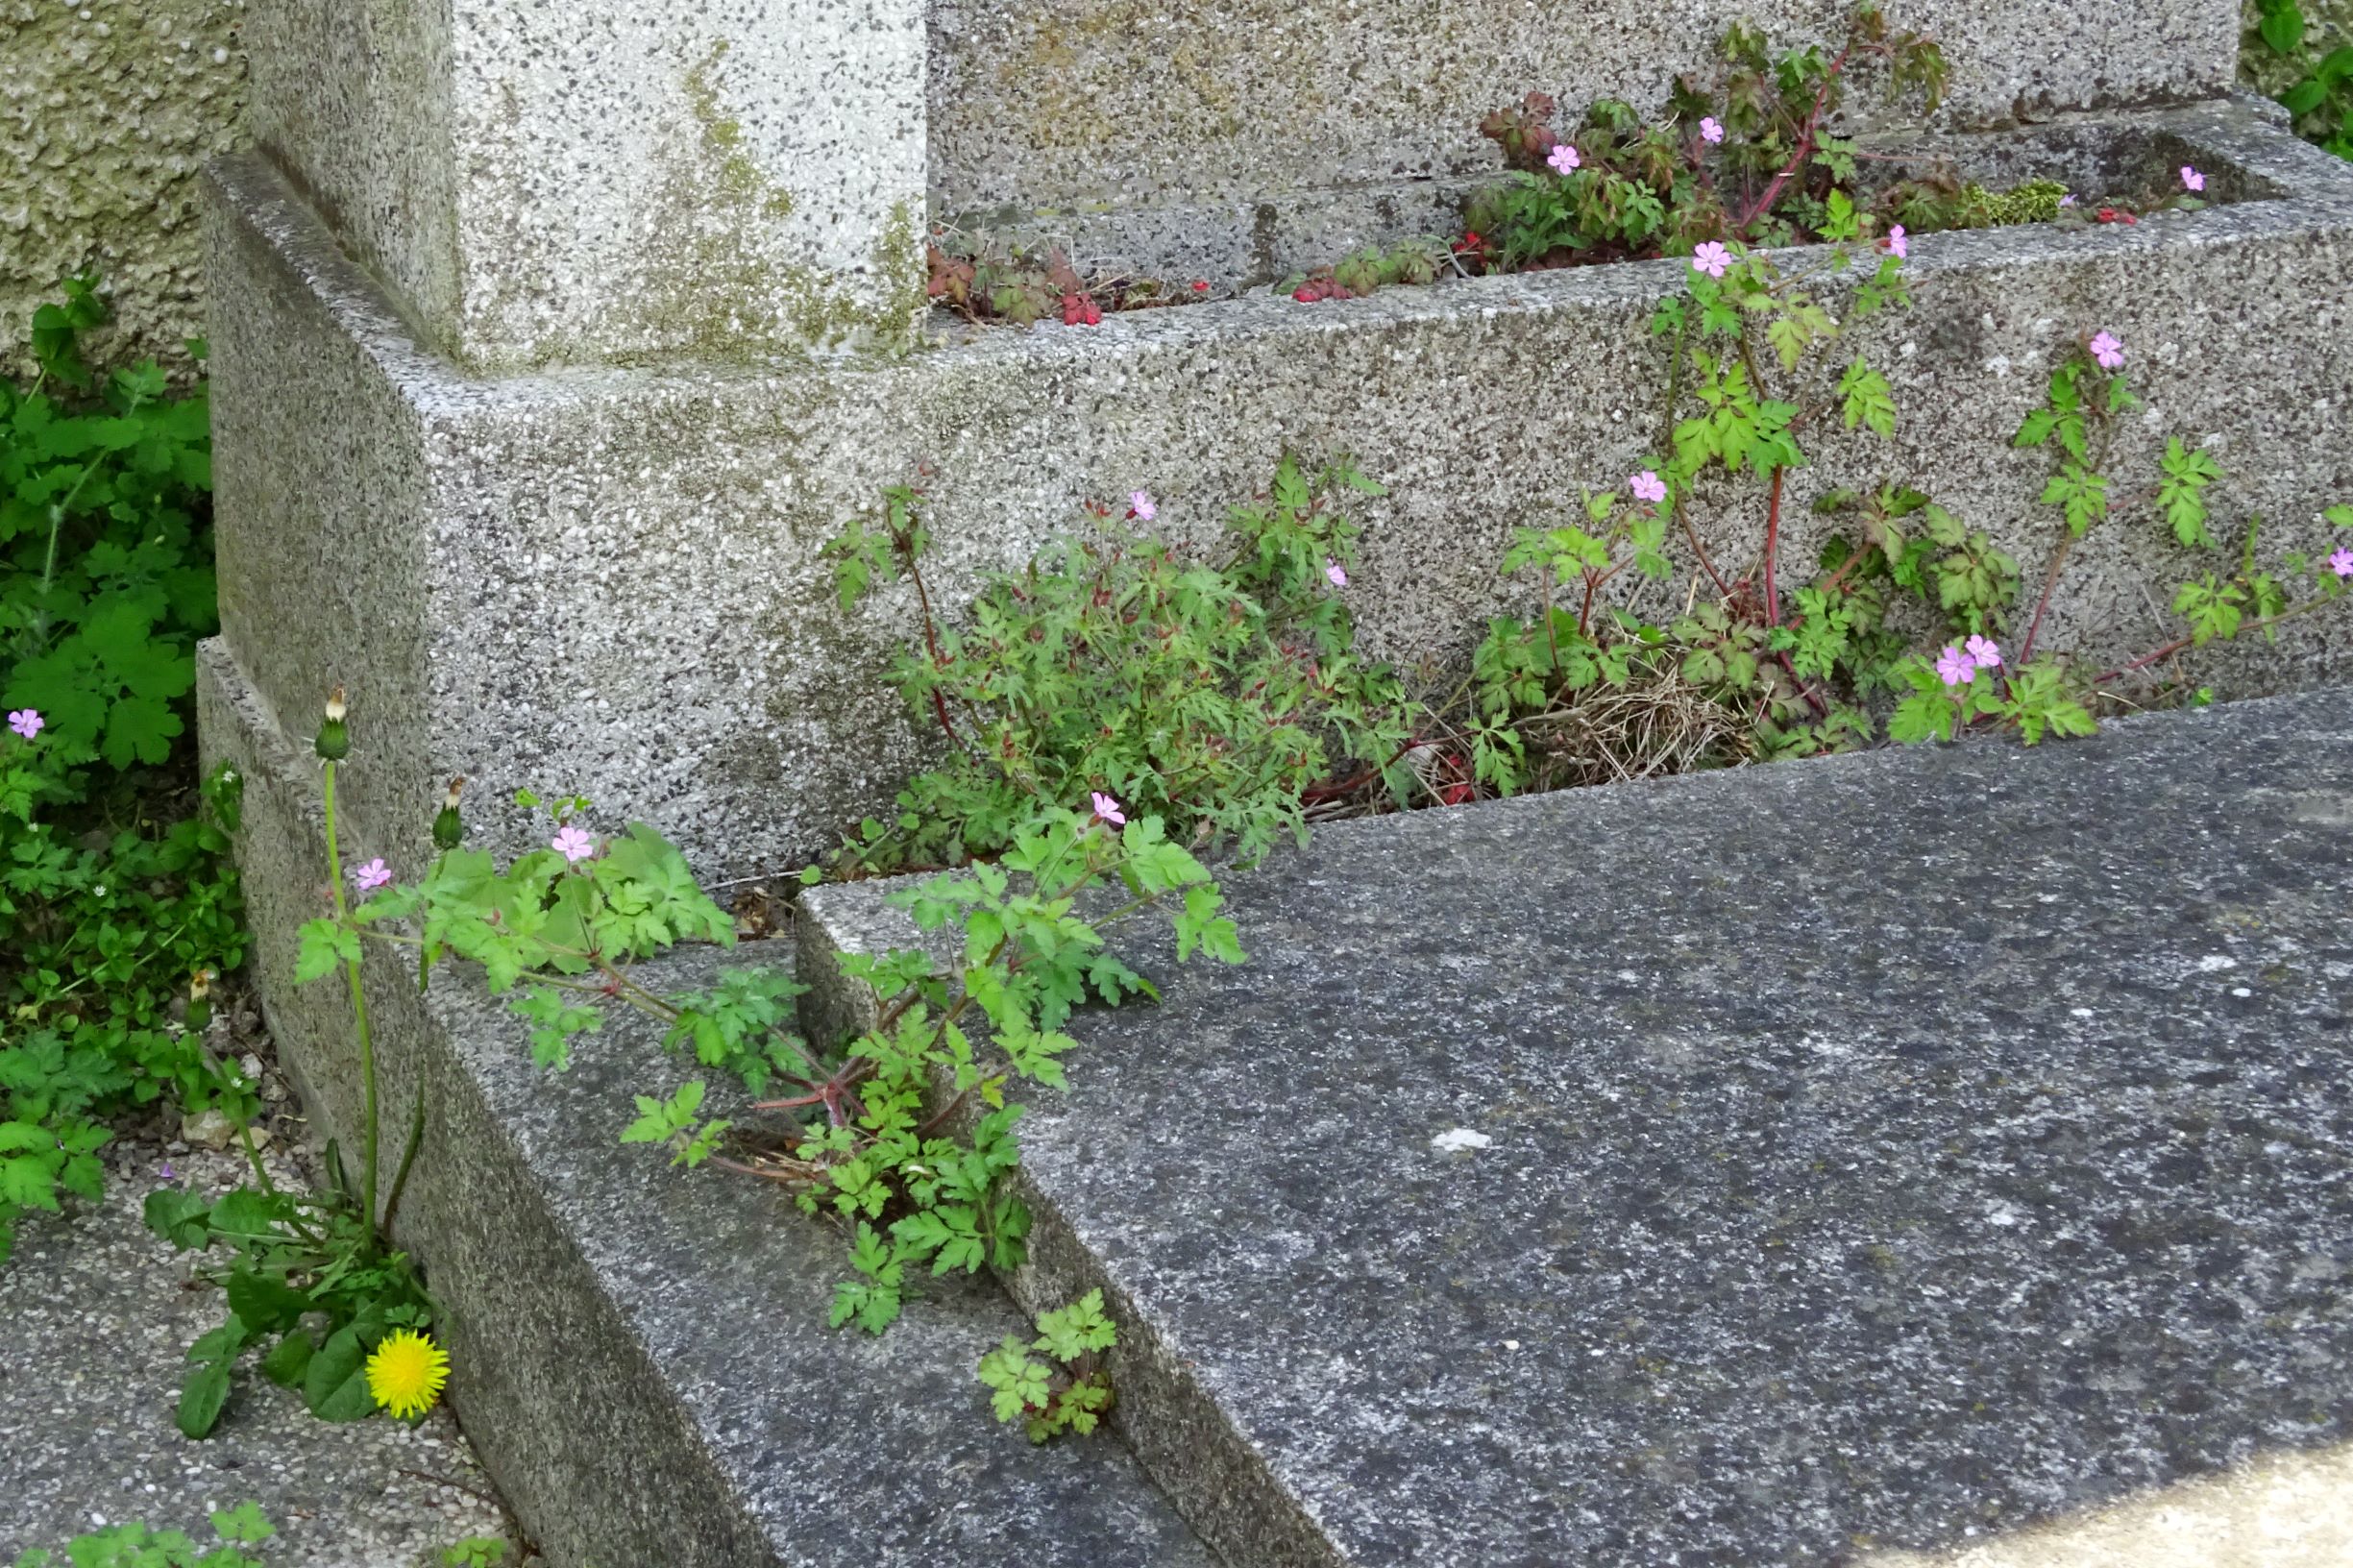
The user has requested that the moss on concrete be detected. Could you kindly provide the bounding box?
[618,41,922,366]
[1,0,249,383]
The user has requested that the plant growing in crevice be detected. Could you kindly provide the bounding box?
[1294,8,2203,296]
[147,691,436,1438]
[926,232,1208,327]
[12,1502,276,1568]
[1424,222,2352,794]
[978,1288,1118,1442]
[822,458,1419,874]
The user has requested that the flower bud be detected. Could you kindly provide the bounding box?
[315,685,350,761]
[185,968,214,1034]
[432,776,465,850]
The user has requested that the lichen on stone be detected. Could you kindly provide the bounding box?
[616,39,924,367]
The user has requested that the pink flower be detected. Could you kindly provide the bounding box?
[2059,193,2076,208]
[1964,634,2003,669]
[1325,558,1348,588]
[2089,331,2124,371]
[2181,165,2205,193]
[1090,792,1125,826]
[1130,490,1157,522]
[1934,645,1978,688]
[351,858,392,894]
[1691,241,1732,279]
[1699,116,1725,145]
[1630,471,1668,505]
[1886,224,1908,259]
[2330,548,2353,579]
[6,708,40,741]
[1548,143,1581,175]
[551,825,597,864]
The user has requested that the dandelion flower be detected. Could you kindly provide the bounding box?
[365,1329,450,1420]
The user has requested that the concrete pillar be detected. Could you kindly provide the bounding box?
[245,0,927,371]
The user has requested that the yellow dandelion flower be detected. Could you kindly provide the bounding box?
[365,1329,450,1420]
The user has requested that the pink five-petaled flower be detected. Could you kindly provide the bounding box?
[351,858,392,894]
[2330,547,2353,579]
[2059,193,2077,208]
[1934,645,1978,688]
[1130,490,1158,522]
[1886,224,1909,259]
[1964,634,2003,669]
[1691,241,1732,279]
[1326,558,1348,588]
[1548,142,1581,175]
[6,708,40,741]
[2181,165,2205,193]
[551,825,597,864]
[2089,331,2125,371]
[1630,471,1668,505]
[1090,792,1126,827]
[1699,116,1725,145]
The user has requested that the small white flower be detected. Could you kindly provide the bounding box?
[1430,1127,1493,1154]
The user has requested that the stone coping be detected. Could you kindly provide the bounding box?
[798,689,2353,1566]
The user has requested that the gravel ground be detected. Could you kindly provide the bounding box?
[0,1126,526,1566]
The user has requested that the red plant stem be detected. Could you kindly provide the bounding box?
[2094,598,2331,685]
[898,545,979,761]
[1737,47,1851,234]
[1675,499,1733,600]
[2018,531,2075,664]
[1763,467,1786,625]
[1298,736,1427,805]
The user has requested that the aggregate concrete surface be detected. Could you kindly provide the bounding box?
[0,1134,521,1566]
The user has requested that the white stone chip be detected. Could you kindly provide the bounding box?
[1430,1127,1494,1154]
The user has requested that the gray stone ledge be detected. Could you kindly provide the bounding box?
[797,687,2353,1567]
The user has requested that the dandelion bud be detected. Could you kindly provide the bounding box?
[186,968,215,1033]
[315,685,350,761]
[432,776,465,850]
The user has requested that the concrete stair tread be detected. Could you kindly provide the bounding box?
[426,950,1217,1567]
[803,689,2353,1566]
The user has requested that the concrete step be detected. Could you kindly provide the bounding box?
[196,642,1217,1568]
[799,690,2353,1566]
